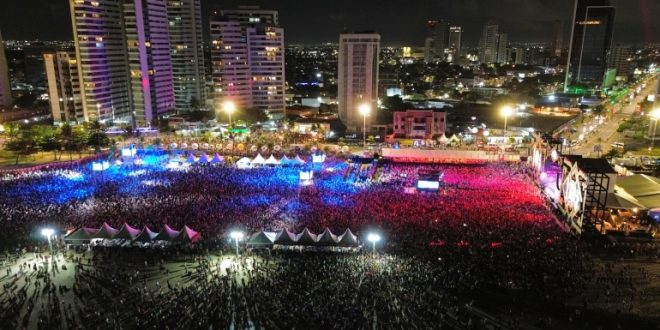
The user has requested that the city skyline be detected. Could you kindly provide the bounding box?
[0,0,657,45]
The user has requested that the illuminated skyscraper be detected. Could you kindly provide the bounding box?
[167,0,206,112]
[564,0,615,91]
[44,52,84,123]
[338,32,380,133]
[551,20,563,57]
[496,33,508,64]
[210,6,285,119]
[0,30,11,110]
[448,26,462,60]
[69,0,131,122]
[479,21,498,64]
[608,46,631,77]
[424,20,449,62]
[124,0,175,125]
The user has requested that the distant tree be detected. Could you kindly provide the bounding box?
[32,125,61,160]
[5,130,39,165]
[382,95,407,111]
[72,125,90,157]
[4,123,21,141]
[190,96,200,111]
[88,131,110,153]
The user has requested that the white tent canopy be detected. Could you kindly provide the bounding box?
[236,157,252,169]
[265,155,280,165]
[438,134,449,144]
[251,154,266,165]
[246,228,360,249]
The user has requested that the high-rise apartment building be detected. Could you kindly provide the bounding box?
[44,52,84,123]
[210,6,285,119]
[513,47,526,65]
[247,26,285,117]
[608,46,631,77]
[167,0,206,111]
[338,32,380,133]
[564,0,615,91]
[124,0,175,125]
[69,0,132,122]
[448,26,462,60]
[496,33,508,64]
[479,21,499,64]
[0,31,11,110]
[551,20,563,57]
[424,20,449,62]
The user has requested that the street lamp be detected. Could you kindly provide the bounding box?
[500,106,514,133]
[358,103,371,148]
[223,101,236,127]
[229,231,244,256]
[366,233,381,254]
[649,108,660,151]
[41,228,54,253]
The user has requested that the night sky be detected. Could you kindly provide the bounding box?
[0,0,657,45]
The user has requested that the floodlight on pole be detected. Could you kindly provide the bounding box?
[41,228,54,253]
[358,103,371,148]
[500,106,514,132]
[367,233,381,254]
[230,231,244,255]
[223,101,236,127]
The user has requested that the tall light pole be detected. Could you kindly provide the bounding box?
[41,228,54,253]
[649,108,660,151]
[230,231,244,256]
[500,106,514,134]
[223,101,236,128]
[359,103,371,148]
[367,233,381,255]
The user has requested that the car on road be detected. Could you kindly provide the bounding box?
[611,142,625,150]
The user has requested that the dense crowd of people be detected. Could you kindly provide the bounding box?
[0,155,658,328]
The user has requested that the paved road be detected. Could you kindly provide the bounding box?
[564,74,658,157]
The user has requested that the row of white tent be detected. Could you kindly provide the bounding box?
[438,134,462,144]
[178,153,307,166]
[64,223,201,244]
[247,228,359,248]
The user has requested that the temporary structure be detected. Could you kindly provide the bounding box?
[198,153,210,163]
[177,225,201,243]
[251,154,266,165]
[64,227,98,244]
[280,156,293,166]
[96,223,119,239]
[296,228,318,245]
[114,223,141,240]
[265,155,280,165]
[186,154,196,163]
[293,155,306,166]
[247,231,277,247]
[274,229,297,245]
[134,226,159,243]
[211,154,224,164]
[236,157,252,168]
[316,228,338,246]
[336,229,359,247]
[438,134,449,144]
[154,224,181,241]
